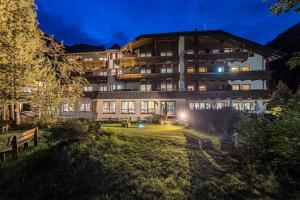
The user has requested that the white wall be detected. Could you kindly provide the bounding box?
[228,53,265,71]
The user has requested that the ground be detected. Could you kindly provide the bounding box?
[0,123,278,200]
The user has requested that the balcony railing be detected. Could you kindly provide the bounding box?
[116,73,180,80]
[184,52,249,61]
[185,71,272,80]
[120,55,179,67]
[78,60,107,68]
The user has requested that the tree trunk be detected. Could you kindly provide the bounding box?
[9,104,15,123]
[14,101,21,125]
[2,105,8,121]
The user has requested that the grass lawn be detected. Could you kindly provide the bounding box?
[0,123,278,200]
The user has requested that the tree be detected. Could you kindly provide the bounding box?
[0,0,41,125]
[268,0,300,14]
[266,0,300,69]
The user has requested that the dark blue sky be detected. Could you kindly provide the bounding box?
[36,0,300,47]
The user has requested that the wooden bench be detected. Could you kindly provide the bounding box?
[0,128,38,161]
[0,121,10,132]
[121,119,131,128]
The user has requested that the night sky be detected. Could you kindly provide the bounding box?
[36,0,300,47]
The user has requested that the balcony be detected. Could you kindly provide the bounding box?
[78,60,107,69]
[184,52,249,61]
[116,73,180,81]
[84,90,271,100]
[185,71,273,81]
[120,55,179,67]
[84,73,108,83]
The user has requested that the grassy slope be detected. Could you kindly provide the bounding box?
[0,124,278,200]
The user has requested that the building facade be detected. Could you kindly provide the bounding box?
[60,30,281,121]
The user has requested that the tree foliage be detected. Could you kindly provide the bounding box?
[267,0,300,14]
[236,83,300,195]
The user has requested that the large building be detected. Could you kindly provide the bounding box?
[60,30,281,121]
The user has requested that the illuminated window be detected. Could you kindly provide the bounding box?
[141,68,152,74]
[121,101,135,114]
[83,86,93,92]
[103,101,116,113]
[84,58,93,61]
[62,103,74,112]
[224,48,233,53]
[160,52,167,56]
[212,49,220,54]
[199,67,207,73]
[99,85,108,92]
[187,67,195,73]
[146,52,152,57]
[232,102,256,111]
[242,84,251,90]
[161,51,173,57]
[161,83,175,91]
[241,66,250,72]
[199,50,206,54]
[217,102,229,110]
[141,101,155,114]
[205,102,212,109]
[189,102,201,110]
[79,103,90,112]
[117,69,123,75]
[99,71,108,76]
[231,67,240,72]
[186,50,194,54]
[199,84,207,92]
[187,84,195,91]
[232,84,240,91]
[166,52,173,57]
[140,84,152,91]
[161,66,173,74]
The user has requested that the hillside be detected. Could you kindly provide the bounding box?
[0,123,282,200]
[267,23,300,91]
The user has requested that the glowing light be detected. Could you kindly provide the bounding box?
[180,112,187,120]
[217,67,224,73]
[137,123,144,128]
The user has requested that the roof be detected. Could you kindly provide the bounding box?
[108,43,121,50]
[124,30,283,58]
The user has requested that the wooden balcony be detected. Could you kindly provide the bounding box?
[84,73,108,83]
[78,60,107,69]
[84,90,271,100]
[120,56,179,67]
[185,71,273,81]
[116,73,180,81]
[184,52,249,61]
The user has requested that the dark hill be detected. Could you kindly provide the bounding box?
[267,23,300,91]
[65,44,105,53]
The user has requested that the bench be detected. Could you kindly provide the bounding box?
[121,119,131,128]
[0,128,39,161]
[0,121,10,132]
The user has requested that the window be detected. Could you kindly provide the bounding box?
[216,102,228,110]
[99,71,108,76]
[62,103,74,112]
[199,67,207,73]
[212,49,220,54]
[84,58,93,61]
[198,50,206,54]
[103,101,116,114]
[99,85,108,92]
[141,68,152,74]
[242,84,251,90]
[117,69,123,75]
[160,51,173,57]
[79,103,90,112]
[231,67,240,72]
[232,102,256,111]
[161,83,175,91]
[110,69,116,76]
[224,48,233,53]
[187,67,195,73]
[140,84,152,91]
[232,84,240,91]
[161,66,173,74]
[111,84,123,91]
[241,66,250,72]
[141,101,155,114]
[121,101,135,114]
[199,84,207,92]
[205,102,212,109]
[189,102,202,111]
[140,52,152,57]
[98,57,107,61]
[186,50,194,54]
[187,84,195,91]
[84,86,93,92]
[161,101,176,116]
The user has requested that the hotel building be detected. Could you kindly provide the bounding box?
[60,30,281,121]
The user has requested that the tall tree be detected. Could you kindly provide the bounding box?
[0,0,41,125]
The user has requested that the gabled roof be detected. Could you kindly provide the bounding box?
[108,43,121,50]
[123,30,284,59]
